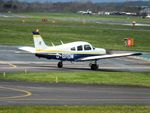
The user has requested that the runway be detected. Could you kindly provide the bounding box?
[0,80,150,105]
[0,45,149,72]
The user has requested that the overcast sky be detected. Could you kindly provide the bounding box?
[18,0,148,3]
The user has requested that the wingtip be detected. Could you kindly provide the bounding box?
[133,53,142,56]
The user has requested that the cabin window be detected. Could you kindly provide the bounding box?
[77,45,83,51]
[71,47,75,51]
[84,45,91,50]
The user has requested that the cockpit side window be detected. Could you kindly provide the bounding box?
[84,45,92,50]
[71,47,76,51]
[77,45,83,51]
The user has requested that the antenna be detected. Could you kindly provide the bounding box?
[60,40,64,45]
[51,42,55,46]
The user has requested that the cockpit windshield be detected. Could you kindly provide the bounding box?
[84,45,91,50]
[71,44,94,51]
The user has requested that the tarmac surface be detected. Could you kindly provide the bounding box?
[0,45,150,105]
[0,45,149,73]
[0,80,150,105]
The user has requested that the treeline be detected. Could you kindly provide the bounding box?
[0,0,149,13]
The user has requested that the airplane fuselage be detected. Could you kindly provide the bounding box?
[35,41,106,61]
[35,53,99,61]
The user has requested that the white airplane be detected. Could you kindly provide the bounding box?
[19,30,142,70]
[77,9,92,15]
[146,15,150,18]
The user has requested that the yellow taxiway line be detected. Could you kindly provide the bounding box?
[0,86,32,100]
[8,63,17,68]
[0,61,17,68]
[6,98,150,101]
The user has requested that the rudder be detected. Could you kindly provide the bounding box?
[32,30,48,50]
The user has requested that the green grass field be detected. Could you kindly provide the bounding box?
[0,72,150,87]
[1,105,149,113]
[0,106,150,113]
[0,13,150,51]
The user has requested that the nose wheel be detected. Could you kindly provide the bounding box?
[58,61,63,68]
[90,60,99,70]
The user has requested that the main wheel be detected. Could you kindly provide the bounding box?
[58,61,63,68]
[91,64,99,70]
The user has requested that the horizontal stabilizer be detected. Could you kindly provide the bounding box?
[19,46,36,53]
[80,52,142,61]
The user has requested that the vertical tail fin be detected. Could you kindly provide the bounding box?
[32,30,48,50]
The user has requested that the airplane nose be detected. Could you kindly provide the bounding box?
[102,49,106,54]
[96,48,106,54]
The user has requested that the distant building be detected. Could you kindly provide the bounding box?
[140,7,150,14]
[98,11,136,16]
[140,7,150,18]
[98,11,111,16]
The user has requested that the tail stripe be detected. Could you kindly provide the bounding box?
[32,32,48,50]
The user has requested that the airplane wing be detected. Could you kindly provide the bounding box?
[79,52,142,61]
[18,46,36,53]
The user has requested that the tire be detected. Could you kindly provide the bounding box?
[58,62,63,68]
[91,64,98,70]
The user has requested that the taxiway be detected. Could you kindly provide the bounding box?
[0,80,150,105]
[0,45,149,72]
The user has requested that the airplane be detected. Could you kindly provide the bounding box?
[19,29,142,70]
[77,9,92,15]
[146,15,150,18]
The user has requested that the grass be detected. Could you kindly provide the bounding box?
[0,72,150,87]
[0,13,150,51]
[0,106,150,113]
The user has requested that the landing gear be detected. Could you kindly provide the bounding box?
[58,61,63,68]
[91,64,99,70]
[90,60,99,70]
